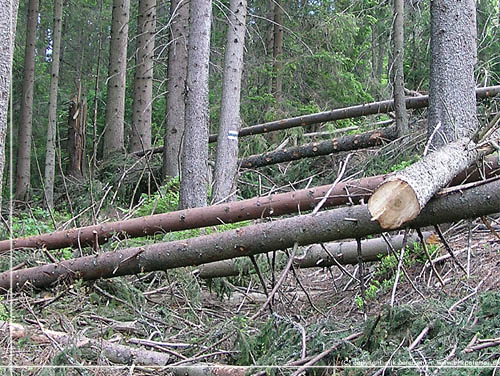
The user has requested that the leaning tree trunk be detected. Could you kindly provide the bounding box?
[179,0,212,209]
[272,0,283,105]
[392,0,408,136]
[103,0,130,159]
[163,0,189,179]
[211,0,247,203]
[129,0,156,153]
[239,127,397,169]
[15,0,38,201]
[427,0,478,150]
[67,92,87,178]
[0,0,19,214]
[44,0,63,209]
[368,0,480,230]
[2,178,499,292]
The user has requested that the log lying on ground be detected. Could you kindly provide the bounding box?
[239,126,397,169]
[2,320,245,374]
[1,178,499,293]
[196,232,430,279]
[1,156,497,253]
[1,320,172,366]
[368,137,482,229]
[133,85,500,156]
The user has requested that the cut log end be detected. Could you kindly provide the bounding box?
[368,179,420,230]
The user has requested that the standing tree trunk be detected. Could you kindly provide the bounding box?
[272,0,283,105]
[428,0,478,150]
[43,0,63,209]
[67,92,87,178]
[162,0,189,179]
[178,0,212,209]
[103,0,130,159]
[15,0,38,201]
[211,0,247,204]
[392,0,408,136]
[0,0,19,214]
[130,0,156,153]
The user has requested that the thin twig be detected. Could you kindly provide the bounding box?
[312,154,351,215]
[356,237,366,316]
[288,257,325,317]
[249,255,270,298]
[433,225,467,274]
[408,326,429,351]
[251,243,298,320]
[390,231,407,308]
[417,228,445,288]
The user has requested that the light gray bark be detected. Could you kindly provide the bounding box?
[44,0,63,209]
[163,0,189,179]
[15,0,38,201]
[130,0,156,153]
[0,0,19,214]
[428,0,478,150]
[179,0,212,209]
[392,0,408,136]
[103,0,130,158]
[212,0,247,203]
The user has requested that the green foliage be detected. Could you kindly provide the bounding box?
[390,156,421,172]
[135,177,180,216]
[0,296,9,321]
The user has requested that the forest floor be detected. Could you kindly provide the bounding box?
[0,215,499,376]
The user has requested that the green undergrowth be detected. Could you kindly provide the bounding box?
[233,291,500,373]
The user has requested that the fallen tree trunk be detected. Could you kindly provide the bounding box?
[1,320,172,366]
[196,232,430,279]
[133,85,500,156]
[368,137,483,229]
[239,126,397,169]
[1,178,499,293]
[1,156,498,253]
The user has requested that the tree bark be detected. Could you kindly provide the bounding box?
[179,0,212,209]
[368,138,483,229]
[211,0,247,203]
[129,0,156,153]
[163,0,189,179]
[43,0,64,209]
[134,86,500,156]
[2,178,500,292]
[392,0,408,136]
[66,93,87,178]
[272,0,283,105]
[428,0,478,150]
[2,155,497,253]
[103,0,130,158]
[196,233,430,279]
[207,86,500,143]
[0,0,18,214]
[15,0,38,201]
[2,320,172,366]
[369,0,480,230]
[239,127,397,169]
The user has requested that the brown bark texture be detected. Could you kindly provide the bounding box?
[179,0,212,209]
[208,86,500,143]
[15,0,38,201]
[239,126,397,169]
[129,0,156,153]
[428,0,478,150]
[67,93,87,178]
[1,156,497,253]
[197,232,429,279]
[43,0,63,209]
[163,0,189,179]
[368,137,481,229]
[272,0,283,104]
[211,0,247,203]
[135,85,500,156]
[103,0,130,158]
[2,178,500,292]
